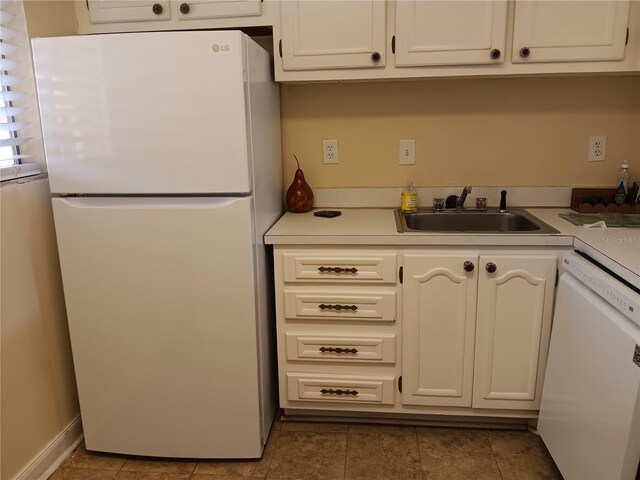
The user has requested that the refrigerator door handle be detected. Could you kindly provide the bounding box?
[57,196,245,210]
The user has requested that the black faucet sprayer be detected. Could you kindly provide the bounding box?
[499,190,507,212]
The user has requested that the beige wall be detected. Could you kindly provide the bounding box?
[1,179,80,480]
[23,0,78,38]
[0,5,80,479]
[281,75,640,189]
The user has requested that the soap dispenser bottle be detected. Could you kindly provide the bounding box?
[614,160,632,204]
[401,181,418,213]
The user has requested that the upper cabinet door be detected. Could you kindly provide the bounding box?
[88,0,171,23]
[279,0,386,71]
[176,0,261,20]
[394,0,508,66]
[512,0,631,63]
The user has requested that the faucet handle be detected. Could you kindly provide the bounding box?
[499,190,507,212]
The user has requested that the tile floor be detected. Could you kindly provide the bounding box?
[49,418,563,480]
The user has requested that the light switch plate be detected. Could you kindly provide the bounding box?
[399,140,415,165]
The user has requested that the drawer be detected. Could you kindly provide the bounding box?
[282,252,397,284]
[284,290,396,322]
[285,333,396,363]
[287,373,395,404]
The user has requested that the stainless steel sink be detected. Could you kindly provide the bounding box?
[395,208,559,234]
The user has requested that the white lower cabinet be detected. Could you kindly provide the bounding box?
[402,252,557,411]
[273,246,560,418]
[401,254,478,407]
[285,333,396,363]
[274,248,400,410]
[287,373,396,404]
[472,254,557,410]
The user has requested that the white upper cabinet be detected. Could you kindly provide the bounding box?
[88,0,171,23]
[82,0,639,78]
[512,0,631,63]
[88,0,260,23]
[394,0,508,66]
[175,0,261,21]
[80,0,273,33]
[279,0,387,70]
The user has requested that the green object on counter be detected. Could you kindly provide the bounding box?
[559,213,640,228]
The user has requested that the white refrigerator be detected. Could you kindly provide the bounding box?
[32,31,282,458]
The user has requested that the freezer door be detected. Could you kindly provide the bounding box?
[33,32,252,195]
[52,197,265,458]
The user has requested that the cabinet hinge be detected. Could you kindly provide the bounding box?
[555,268,559,287]
[398,375,402,393]
[626,27,630,46]
[399,266,403,284]
[278,39,282,58]
[86,0,89,10]
[391,35,396,54]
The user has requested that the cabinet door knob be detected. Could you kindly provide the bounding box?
[490,48,501,60]
[485,262,497,273]
[463,261,475,272]
[519,47,531,58]
[371,52,381,63]
[179,2,190,14]
[152,3,163,14]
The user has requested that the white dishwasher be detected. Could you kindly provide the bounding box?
[538,251,640,480]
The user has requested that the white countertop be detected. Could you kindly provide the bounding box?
[527,208,640,285]
[265,207,640,286]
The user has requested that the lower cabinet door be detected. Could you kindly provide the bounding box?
[287,373,396,404]
[401,254,478,407]
[472,255,557,410]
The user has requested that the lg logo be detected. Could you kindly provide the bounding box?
[211,44,231,53]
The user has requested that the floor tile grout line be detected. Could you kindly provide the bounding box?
[266,425,283,479]
[415,427,427,480]
[344,423,350,480]
[265,428,279,479]
[485,430,505,480]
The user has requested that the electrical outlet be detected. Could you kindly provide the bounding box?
[322,139,339,164]
[588,135,607,162]
[399,139,415,165]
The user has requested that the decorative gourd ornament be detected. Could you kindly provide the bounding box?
[286,154,314,213]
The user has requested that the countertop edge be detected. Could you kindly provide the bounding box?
[264,208,640,285]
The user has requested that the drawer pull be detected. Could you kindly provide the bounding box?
[319,346,359,354]
[320,388,359,396]
[318,304,358,311]
[318,266,358,274]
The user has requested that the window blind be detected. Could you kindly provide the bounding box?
[0,0,41,180]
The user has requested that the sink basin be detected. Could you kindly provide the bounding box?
[395,208,559,234]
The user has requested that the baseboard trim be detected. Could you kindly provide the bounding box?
[14,415,83,480]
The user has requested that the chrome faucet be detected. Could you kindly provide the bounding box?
[456,186,472,209]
